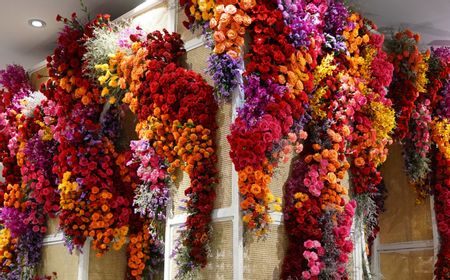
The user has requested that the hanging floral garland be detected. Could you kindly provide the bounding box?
[179,0,393,278]
[429,47,450,280]
[385,30,434,202]
[228,0,313,237]
[0,65,56,279]
[42,13,139,258]
[95,27,218,278]
[282,10,362,278]
[343,15,395,244]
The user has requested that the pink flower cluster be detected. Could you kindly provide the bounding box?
[302,239,325,279]
[274,131,307,163]
[303,165,325,197]
[333,200,356,273]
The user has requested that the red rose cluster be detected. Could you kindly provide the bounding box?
[433,152,450,279]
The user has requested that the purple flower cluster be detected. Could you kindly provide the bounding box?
[0,208,28,238]
[134,185,170,221]
[322,1,348,52]
[432,47,450,119]
[206,53,242,102]
[25,135,57,172]
[437,82,450,119]
[324,0,349,36]
[432,46,450,62]
[147,227,165,268]
[278,0,313,48]
[100,104,122,143]
[15,231,44,275]
[238,75,287,127]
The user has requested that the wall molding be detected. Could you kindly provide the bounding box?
[42,232,64,246]
[77,239,91,280]
[185,37,204,52]
[377,240,434,253]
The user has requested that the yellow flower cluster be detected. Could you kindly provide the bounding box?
[416,52,429,93]
[369,101,396,142]
[279,50,314,95]
[59,172,78,195]
[359,47,377,82]
[189,0,215,22]
[0,228,16,268]
[313,54,336,85]
[347,46,376,81]
[431,118,450,160]
[35,120,53,141]
[310,86,329,120]
[58,172,79,211]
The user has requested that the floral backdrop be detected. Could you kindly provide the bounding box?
[0,0,448,279]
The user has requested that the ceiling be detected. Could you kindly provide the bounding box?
[0,0,144,70]
[350,0,450,47]
[0,0,449,70]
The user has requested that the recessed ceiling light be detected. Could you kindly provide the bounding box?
[28,19,46,28]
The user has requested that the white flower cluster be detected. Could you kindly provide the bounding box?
[21,91,46,117]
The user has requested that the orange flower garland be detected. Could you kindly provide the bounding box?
[127,226,151,279]
[97,30,218,277]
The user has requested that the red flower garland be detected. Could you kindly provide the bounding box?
[386,30,428,140]
[433,151,450,279]
[42,13,139,255]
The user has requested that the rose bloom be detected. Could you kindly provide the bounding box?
[354,157,365,167]
[235,36,245,46]
[210,17,217,28]
[214,31,226,42]
[233,14,243,24]
[227,29,238,40]
[214,43,226,54]
[224,4,237,14]
[219,13,231,25]
[240,0,255,11]
[227,50,239,59]
[215,4,225,13]
[304,240,315,249]
[242,14,252,26]
[302,271,311,279]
